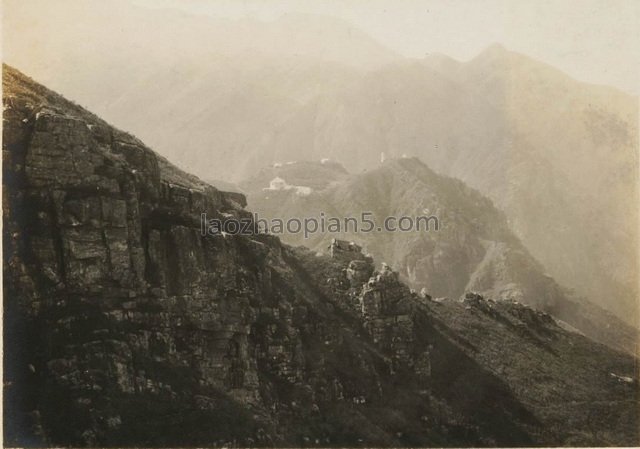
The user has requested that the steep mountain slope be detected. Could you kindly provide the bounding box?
[3,66,639,447]
[5,2,636,324]
[441,45,638,328]
[255,49,638,325]
[242,159,638,354]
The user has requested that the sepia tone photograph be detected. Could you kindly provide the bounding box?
[1,0,639,447]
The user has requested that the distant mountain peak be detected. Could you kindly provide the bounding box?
[470,42,517,64]
[485,42,508,53]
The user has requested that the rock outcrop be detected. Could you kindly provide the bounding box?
[3,65,638,447]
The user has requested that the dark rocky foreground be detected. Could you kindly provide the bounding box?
[3,65,639,447]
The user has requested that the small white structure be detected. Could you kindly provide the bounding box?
[266,176,288,190]
[295,186,312,196]
[263,177,313,196]
[320,158,330,164]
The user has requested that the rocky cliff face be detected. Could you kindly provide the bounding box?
[3,65,638,447]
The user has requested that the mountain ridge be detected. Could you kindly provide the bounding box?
[242,157,638,354]
[3,64,639,447]
[5,3,635,324]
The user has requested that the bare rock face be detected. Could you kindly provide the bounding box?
[4,65,490,447]
[3,65,638,447]
[4,68,269,443]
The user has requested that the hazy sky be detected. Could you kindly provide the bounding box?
[133,0,640,94]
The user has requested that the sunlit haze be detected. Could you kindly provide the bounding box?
[130,0,640,94]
